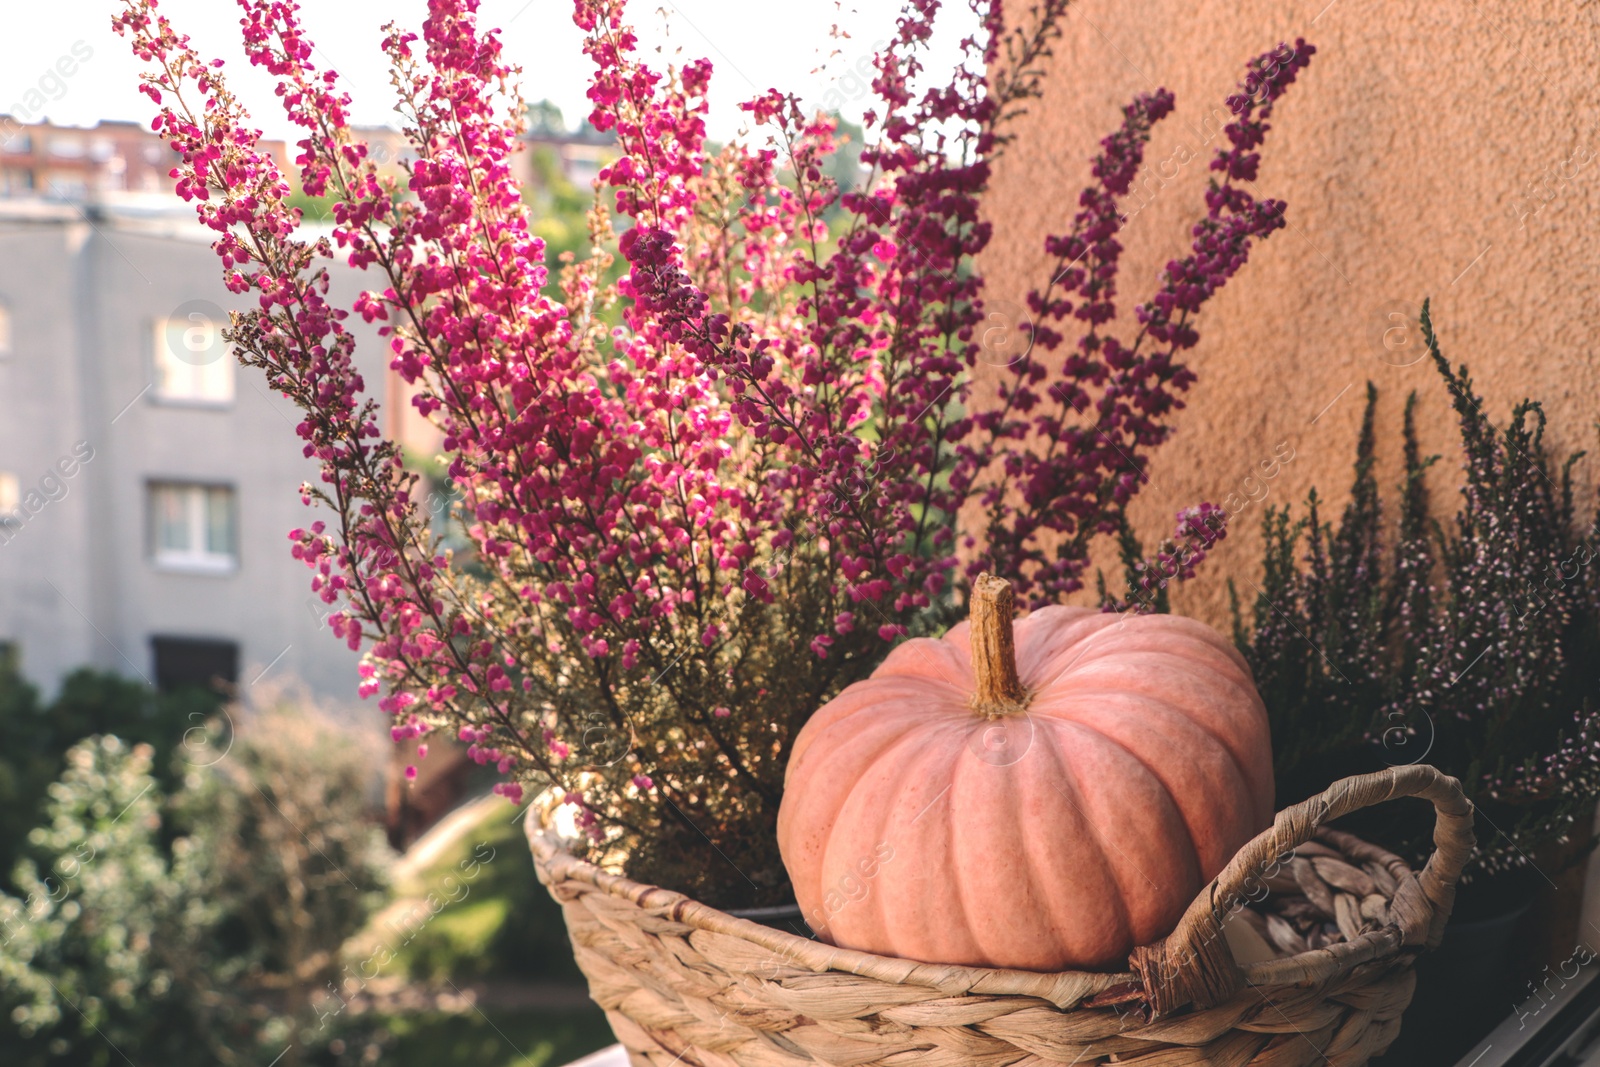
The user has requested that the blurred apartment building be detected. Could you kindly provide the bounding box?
[0,116,371,701]
[0,113,609,706]
[523,105,614,191]
[0,119,168,199]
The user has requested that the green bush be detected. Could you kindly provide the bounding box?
[0,700,391,1066]
[0,662,222,893]
[0,737,229,1066]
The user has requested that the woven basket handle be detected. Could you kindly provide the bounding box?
[1128,764,1474,1019]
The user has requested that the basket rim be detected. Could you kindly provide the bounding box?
[526,806,1412,1010]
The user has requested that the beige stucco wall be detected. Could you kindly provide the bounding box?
[976,0,1600,625]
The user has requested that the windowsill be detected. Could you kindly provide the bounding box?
[1453,968,1600,1065]
[148,394,236,411]
[152,555,238,576]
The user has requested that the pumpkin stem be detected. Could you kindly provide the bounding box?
[969,574,1030,718]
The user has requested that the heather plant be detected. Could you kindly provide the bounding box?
[1232,301,1600,879]
[116,0,1313,904]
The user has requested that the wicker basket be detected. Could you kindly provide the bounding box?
[528,764,1474,1066]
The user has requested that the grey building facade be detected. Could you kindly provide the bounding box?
[0,197,387,700]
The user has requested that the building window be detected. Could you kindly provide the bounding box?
[150,482,237,572]
[44,175,87,201]
[1,132,31,155]
[153,314,234,403]
[46,138,85,160]
[151,635,238,694]
[0,168,31,196]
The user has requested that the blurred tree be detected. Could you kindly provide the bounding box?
[180,704,391,1063]
[0,737,228,1066]
[824,114,868,214]
[0,700,390,1066]
[525,98,567,136]
[0,663,222,894]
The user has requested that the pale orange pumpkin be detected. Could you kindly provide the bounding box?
[776,575,1274,972]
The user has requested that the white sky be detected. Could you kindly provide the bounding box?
[2,0,978,144]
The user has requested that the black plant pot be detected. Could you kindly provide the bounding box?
[726,902,814,940]
[1371,869,1541,1066]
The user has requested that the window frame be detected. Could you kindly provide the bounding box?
[148,481,239,575]
[0,471,18,525]
[149,314,235,407]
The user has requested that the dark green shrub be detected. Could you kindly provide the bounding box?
[0,663,222,893]
[1230,302,1600,879]
[0,700,390,1066]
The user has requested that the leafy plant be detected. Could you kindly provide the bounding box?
[179,700,391,1046]
[0,737,225,1067]
[1232,300,1600,878]
[0,662,222,894]
[116,0,1314,904]
[0,699,390,1066]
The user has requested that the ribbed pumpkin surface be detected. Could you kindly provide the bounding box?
[777,604,1274,971]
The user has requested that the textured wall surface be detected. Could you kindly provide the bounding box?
[976,0,1600,624]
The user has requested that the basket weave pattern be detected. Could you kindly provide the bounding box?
[530,765,1474,1067]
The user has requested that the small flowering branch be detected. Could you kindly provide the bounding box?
[118,0,1314,904]
[1101,502,1231,615]
[962,40,1314,607]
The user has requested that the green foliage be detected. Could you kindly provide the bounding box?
[388,802,582,985]
[518,99,623,308]
[0,737,229,1066]
[0,663,223,894]
[524,144,596,275]
[397,895,510,983]
[363,1006,613,1067]
[288,188,336,223]
[0,701,391,1066]
[177,705,391,1012]
[1232,301,1600,878]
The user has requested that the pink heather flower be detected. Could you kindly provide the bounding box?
[960,41,1313,607]
[116,0,1311,854]
[632,775,653,790]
